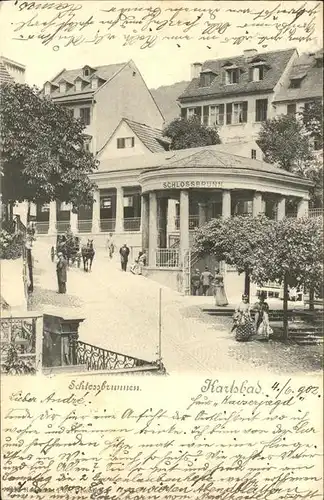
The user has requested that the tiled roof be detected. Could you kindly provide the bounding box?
[97,143,311,188]
[124,119,170,153]
[50,62,127,98]
[178,49,296,101]
[150,81,190,123]
[274,50,323,103]
[0,61,14,84]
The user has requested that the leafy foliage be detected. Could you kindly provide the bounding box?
[301,100,323,150]
[162,116,221,150]
[0,229,24,259]
[258,114,314,172]
[252,217,323,295]
[194,215,274,275]
[0,82,98,209]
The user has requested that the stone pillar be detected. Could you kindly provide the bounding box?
[158,197,168,248]
[297,198,309,218]
[115,187,124,233]
[222,190,231,219]
[252,191,263,216]
[277,196,286,221]
[148,192,158,266]
[180,190,189,259]
[91,190,100,233]
[141,194,149,250]
[48,201,57,235]
[70,210,78,233]
[198,203,208,227]
[167,199,177,233]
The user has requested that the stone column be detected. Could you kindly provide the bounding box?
[148,192,158,266]
[277,196,286,221]
[70,210,78,233]
[48,201,57,235]
[158,198,168,248]
[198,203,208,227]
[91,190,100,233]
[297,198,309,218]
[180,190,189,260]
[222,190,231,219]
[115,187,124,233]
[252,191,263,216]
[167,199,177,233]
[141,194,149,250]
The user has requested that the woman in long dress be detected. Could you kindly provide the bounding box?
[213,268,228,306]
[232,294,255,341]
[253,292,273,341]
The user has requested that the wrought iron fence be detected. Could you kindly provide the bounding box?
[100,218,116,232]
[155,248,180,268]
[35,221,49,234]
[75,340,157,371]
[78,220,92,233]
[124,217,141,231]
[0,313,43,375]
[309,208,323,218]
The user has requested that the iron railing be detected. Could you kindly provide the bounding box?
[78,220,92,233]
[35,221,49,234]
[155,248,180,268]
[56,221,71,233]
[100,218,116,232]
[75,340,158,371]
[0,313,43,375]
[175,215,200,231]
[124,217,141,231]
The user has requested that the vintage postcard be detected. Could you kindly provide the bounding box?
[0,0,323,498]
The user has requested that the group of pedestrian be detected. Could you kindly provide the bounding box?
[191,266,229,306]
[232,291,273,342]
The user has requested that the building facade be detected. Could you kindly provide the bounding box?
[0,56,25,84]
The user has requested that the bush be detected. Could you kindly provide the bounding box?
[0,229,24,259]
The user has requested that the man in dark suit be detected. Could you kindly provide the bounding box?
[119,243,130,272]
[56,252,68,293]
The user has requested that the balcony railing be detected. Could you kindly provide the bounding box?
[78,220,92,233]
[155,248,180,268]
[0,313,43,375]
[56,221,70,233]
[124,217,141,231]
[35,221,49,234]
[175,215,200,231]
[100,218,116,232]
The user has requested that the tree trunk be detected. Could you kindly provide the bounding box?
[9,202,13,222]
[27,202,31,224]
[244,271,251,301]
[309,287,315,311]
[283,275,289,342]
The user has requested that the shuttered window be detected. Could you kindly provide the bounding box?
[255,99,268,122]
[117,137,135,149]
[226,103,232,124]
[287,103,297,115]
[80,107,91,125]
[203,106,209,125]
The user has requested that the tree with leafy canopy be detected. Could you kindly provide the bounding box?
[0,82,98,221]
[193,215,274,299]
[301,100,323,150]
[258,113,322,207]
[162,115,221,150]
[252,216,323,339]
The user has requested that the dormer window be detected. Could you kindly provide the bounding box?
[84,68,90,77]
[59,82,66,93]
[224,68,240,84]
[75,80,82,92]
[199,70,216,87]
[91,78,98,90]
[249,65,265,81]
[44,82,51,95]
[82,65,95,78]
[290,78,303,89]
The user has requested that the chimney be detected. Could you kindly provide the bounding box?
[191,62,202,79]
[243,49,258,60]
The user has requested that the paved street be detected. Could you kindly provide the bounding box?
[29,240,322,375]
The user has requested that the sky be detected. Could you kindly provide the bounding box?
[0,0,323,89]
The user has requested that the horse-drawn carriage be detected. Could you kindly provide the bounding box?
[51,231,81,267]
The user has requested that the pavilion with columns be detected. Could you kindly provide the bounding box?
[35,145,312,294]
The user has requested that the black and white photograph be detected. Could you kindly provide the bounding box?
[0,1,323,498]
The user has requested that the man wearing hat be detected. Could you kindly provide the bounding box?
[56,252,68,293]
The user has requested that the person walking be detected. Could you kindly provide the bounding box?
[200,266,213,296]
[56,252,68,294]
[191,269,201,296]
[106,233,115,259]
[213,266,229,306]
[119,243,130,272]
